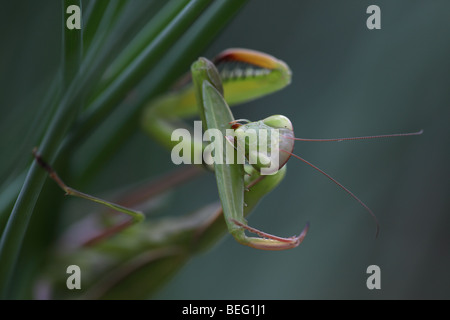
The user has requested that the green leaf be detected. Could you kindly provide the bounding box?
[0,0,84,297]
[74,0,250,183]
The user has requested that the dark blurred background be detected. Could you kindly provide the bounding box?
[1,0,449,299]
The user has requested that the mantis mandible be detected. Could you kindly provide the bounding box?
[34,48,422,252]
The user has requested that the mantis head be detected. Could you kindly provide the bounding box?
[230,114,295,175]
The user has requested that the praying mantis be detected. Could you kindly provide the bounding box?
[34,48,421,298]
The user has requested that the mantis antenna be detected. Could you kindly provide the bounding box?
[283,129,423,142]
[280,129,424,237]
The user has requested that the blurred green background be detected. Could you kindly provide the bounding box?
[1,0,449,299]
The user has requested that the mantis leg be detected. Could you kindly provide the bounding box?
[231,219,309,250]
[143,48,291,121]
[80,165,204,246]
[33,148,144,223]
[233,165,309,250]
[33,149,202,246]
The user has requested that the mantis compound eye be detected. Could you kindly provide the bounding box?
[262,115,295,170]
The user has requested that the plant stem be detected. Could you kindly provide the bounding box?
[94,0,191,95]
[0,0,83,297]
[77,0,250,182]
[72,0,212,146]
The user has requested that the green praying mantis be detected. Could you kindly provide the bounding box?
[34,48,422,297]
[141,48,421,249]
[35,48,423,251]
